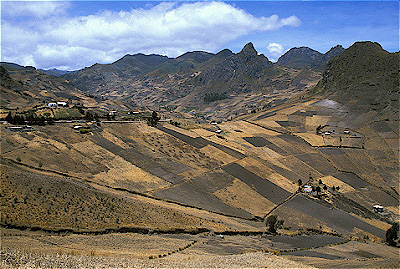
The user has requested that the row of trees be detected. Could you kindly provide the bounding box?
[4,112,54,125]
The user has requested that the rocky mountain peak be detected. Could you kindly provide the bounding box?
[324,45,345,61]
[238,42,258,61]
[276,47,323,69]
[346,41,385,56]
[216,49,234,58]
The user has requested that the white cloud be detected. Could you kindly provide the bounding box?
[266,42,287,62]
[3,1,70,18]
[2,1,301,70]
[267,43,284,54]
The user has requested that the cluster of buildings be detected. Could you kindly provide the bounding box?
[6,126,34,132]
[47,101,68,108]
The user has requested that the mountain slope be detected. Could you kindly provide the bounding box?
[315,41,399,111]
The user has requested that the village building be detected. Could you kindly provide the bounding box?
[7,126,34,132]
[57,101,68,107]
[47,102,57,107]
[303,185,313,193]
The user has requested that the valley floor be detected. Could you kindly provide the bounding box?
[1,228,399,268]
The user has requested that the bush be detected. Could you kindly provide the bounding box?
[266,215,284,234]
[386,223,399,247]
[79,128,90,134]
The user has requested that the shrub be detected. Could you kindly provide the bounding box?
[266,215,284,234]
[79,128,90,134]
[386,223,399,247]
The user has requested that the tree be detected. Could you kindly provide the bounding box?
[46,117,54,125]
[14,115,25,125]
[37,116,46,126]
[386,223,399,247]
[316,125,322,134]
[85,111,94,121]
[266,215,284,234]
[5,112,12,123]
[147,111,160,127]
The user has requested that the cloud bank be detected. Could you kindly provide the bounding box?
[2,1,301,70]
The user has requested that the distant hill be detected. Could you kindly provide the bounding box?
[315,41,399,111]
[277,45,345,70]
[62,53,170,92]
[0,64,98,109]
[189,42,279,95]
[0,62,25,70]
[38,68,75,77]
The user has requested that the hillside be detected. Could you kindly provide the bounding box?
[0,63,99,110]
[315,41,399,112]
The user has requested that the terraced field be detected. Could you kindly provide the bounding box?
[1,95,398,267]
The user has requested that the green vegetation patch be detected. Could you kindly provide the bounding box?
[53,108,83,119]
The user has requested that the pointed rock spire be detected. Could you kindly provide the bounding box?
[238,42,258,62]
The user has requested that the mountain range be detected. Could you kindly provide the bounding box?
[315,41,399,112]
[60,42,335,110]
[1,41,398,117]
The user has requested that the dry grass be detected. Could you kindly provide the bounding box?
[1,248,316,268]
[214,179,276,217]
[0,164,204,231]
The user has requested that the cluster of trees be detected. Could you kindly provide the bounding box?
[204,92,227,103]
[170,121,181,127]
[147,111,160,127]
[85,111,99,121]
[4,112,54,125]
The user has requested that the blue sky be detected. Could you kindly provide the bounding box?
[2,1,399,70]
